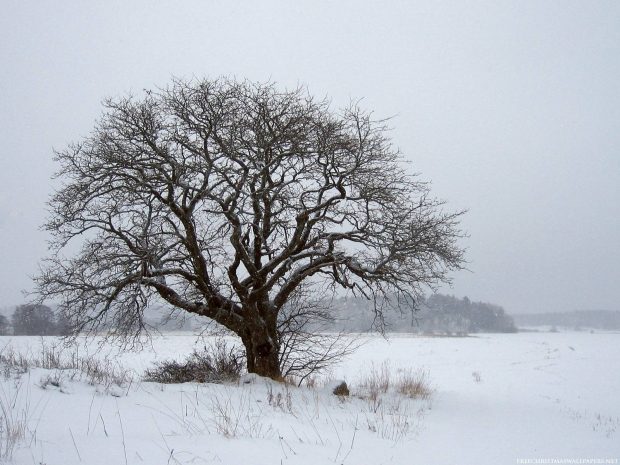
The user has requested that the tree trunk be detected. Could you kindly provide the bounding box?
[242,328,281,380]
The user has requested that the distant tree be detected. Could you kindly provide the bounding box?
[11,304,57,336]
[35,77,465,379]
[0,314,10,335]
[54,311,72,336]
[420,294,516,333]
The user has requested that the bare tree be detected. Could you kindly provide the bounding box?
[35,78,465,379]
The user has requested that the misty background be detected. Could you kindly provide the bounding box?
[1,1,618,316]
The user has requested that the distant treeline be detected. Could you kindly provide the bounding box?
[513,310,620,330]
[328,293,517,334]
[2,294,518,336]
[0,304,70,336]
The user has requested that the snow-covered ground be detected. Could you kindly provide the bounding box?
[1,331,619,464]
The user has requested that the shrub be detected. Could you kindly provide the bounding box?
[144,340,244,384]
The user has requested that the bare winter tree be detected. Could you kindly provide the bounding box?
[35,78,465,379]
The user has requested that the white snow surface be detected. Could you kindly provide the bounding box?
[1,331,619,464]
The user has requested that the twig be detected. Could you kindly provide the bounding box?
[86,390,96,435]
[116,400,128,465]
[342,415,358,463]
[99,413,109,437]
[69,427,82,462]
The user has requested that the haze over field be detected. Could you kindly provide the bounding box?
[1,1,618,314]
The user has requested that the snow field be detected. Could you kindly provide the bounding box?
[0,331,619,464]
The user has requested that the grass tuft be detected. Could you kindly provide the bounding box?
[396,369,433,400]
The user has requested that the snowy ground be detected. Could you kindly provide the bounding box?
[1,331,619,464]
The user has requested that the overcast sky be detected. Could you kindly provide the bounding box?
[1,1,618,314]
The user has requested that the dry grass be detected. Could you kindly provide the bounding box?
[0,376,35,460]
[267,383,294,413]
[0,342,135,458]
[0,342,133,390]
[355,362,433,420]
[396,369,433,400]
[358,361,392,400]
[357,362,432,400]
[210,390,271,438]
[352,363,433,442]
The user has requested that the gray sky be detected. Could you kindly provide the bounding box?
[1,0,618,314]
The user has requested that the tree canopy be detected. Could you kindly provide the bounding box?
[36,78,465,378]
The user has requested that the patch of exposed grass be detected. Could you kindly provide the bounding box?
[396,369,433,400]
